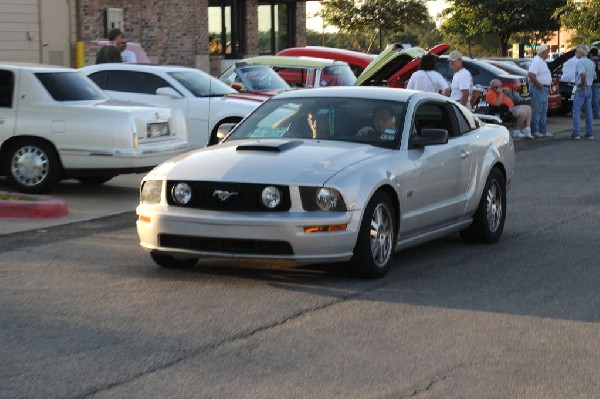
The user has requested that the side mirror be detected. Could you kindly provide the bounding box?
[412,128,449,147]
[156,87,183,99]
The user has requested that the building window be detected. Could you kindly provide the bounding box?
[209,0,245,58]
[258,1,294,54]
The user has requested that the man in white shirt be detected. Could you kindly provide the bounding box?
[447,51,472,108]
[528,44,553,137]
[561,55,578,82]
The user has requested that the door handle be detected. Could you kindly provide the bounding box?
[460,150,470,159]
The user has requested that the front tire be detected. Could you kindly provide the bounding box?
[150,252,197,269]
[4,139,61,194]
[460,167,506,243]
[350,192,397,279]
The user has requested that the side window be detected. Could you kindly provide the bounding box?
[105,71,171,95]
[273,67,307,88]
[452,103,477,134]
[0,70,14,108]
[463,63,479,77]
[413,102,456,137]
[88,71,107,89]
[435,59,453,81]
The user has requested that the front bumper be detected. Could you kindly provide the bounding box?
[136,204,362,264]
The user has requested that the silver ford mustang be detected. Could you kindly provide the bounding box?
[136,86,515,278]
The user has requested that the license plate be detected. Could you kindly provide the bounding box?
[147,122,170,138]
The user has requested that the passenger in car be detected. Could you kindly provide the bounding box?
[357,105,396,137]
[307,110,331,139]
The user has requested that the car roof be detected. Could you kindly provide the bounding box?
[240,55,350,68]
[80,63,204,73]
[271,85,436,102]
[277,47,376,68]
[0,62,75,72]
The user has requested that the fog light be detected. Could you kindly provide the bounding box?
[172,182,192,205]
[261,186,281,209]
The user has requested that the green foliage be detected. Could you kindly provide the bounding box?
[440,0,565,56]
[555,0,600,46]
[320,0,429,51]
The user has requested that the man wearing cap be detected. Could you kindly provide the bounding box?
[571,45,596,139]
[447,50,472,108]
[96,28,124,64]
[528,44,552,137]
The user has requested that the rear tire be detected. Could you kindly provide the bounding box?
[150,252,197,269]
[350,192,397,279]
[4,139,61,194]
[460,167,506,243]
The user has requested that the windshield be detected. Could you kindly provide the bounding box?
[36,72,106,101]
[319,65,357,86]
[168,70,236,97]
[227,97,405,149]
[236,65,291,91]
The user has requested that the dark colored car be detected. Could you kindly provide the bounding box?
[483,59,561,112]
[435,55,531,105]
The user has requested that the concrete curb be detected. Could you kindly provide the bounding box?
[0,192,69,219]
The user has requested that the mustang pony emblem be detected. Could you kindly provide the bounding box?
[213,190,238,201]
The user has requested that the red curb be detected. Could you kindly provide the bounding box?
[0,192,68,219]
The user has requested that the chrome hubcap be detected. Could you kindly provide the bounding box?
[11,145,49,187]
[369,203,394,267]
[486,180,503,233]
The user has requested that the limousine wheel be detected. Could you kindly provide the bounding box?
[5,139,60,194]
[460,167,506,244]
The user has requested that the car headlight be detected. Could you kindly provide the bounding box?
[140,180,163,204]
[261,186,282,209]
[146,122,170,138]
[300,187,347,211]
[171,182,192,205]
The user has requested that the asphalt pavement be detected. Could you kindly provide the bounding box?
[1,115,598,236]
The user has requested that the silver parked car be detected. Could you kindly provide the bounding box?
[136,87,515,278]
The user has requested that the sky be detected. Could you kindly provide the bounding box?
[305,0,449,33]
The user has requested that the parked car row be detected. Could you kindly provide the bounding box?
[0,63,189,193]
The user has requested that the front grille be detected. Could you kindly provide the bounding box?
[159,234,294,255]
[166,181,291,211]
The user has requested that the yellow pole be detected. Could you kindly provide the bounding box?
[75,41,85,68]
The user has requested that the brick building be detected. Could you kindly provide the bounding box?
[0,0,308,75]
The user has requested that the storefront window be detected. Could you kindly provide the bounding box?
[208,0,243,58]
[258,1,292,55]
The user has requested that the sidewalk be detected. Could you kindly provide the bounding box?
[1,115,599,236]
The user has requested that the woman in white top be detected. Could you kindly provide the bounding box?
[406,54,449,94]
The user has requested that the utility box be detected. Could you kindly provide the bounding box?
[105,8,124,36]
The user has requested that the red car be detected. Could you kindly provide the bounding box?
[277,46,376,77]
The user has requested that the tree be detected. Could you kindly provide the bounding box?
[555,0,600,46]
[320,0,429,52]
[440,0,565,56]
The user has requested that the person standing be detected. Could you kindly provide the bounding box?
[96,28,124,64]
[407,54,449,94]
[447,50,472,108]
[571,45,596,140]
[588,47,600,119]
[528,45,553,137]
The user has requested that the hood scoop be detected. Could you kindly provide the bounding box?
[236,140,303,153]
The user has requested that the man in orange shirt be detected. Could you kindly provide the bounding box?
[485,78,533,139]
